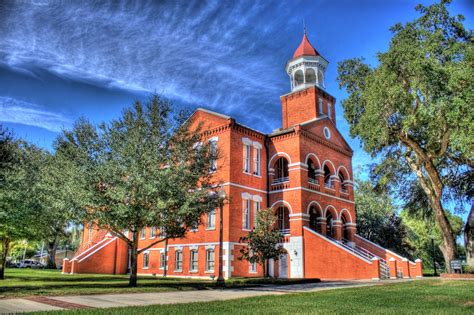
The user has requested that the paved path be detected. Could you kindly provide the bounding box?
[0,280,402,314]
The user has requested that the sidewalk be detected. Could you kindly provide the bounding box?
[0,280,392,314]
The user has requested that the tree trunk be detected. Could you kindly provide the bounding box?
[0,238,11,280]
[128,231,139,287]
[163,238,168,277]
[428,193,457,272]
[405,150,457,272]
[46,239,59,269]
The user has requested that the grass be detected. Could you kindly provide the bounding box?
[35,280,474,314]
[0,268,317,299]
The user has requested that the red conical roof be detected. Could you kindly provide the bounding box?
[293,32,320,58]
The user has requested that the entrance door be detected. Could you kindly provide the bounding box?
[279,254,288,279]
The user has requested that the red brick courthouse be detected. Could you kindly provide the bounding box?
[63,33,422,280]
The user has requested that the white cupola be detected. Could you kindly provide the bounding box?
[285,31,328,92]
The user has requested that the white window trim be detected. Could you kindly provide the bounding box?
[175,250,183,272]
[209,137,218,172]
[139,229,146,240]
[206,209,216,230]
[253,146,261,176]
[243,143,251,174]
[205,249,215,272]
[190,249,199,272]
[249,261,257,273]
[253,200,261,229]
[159,252,166,270]
[143,251,150,269]
[243,198,251,231]
[149,227,156,239]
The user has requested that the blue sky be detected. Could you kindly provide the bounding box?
[1,1,472,176]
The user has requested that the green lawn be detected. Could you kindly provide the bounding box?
[0,268,313,298]
[36,280,474,314]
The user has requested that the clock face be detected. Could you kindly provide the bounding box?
[323,127,331,139]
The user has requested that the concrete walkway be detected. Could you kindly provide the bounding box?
[0,280,399,314]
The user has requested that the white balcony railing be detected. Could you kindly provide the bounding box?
[272,177,289,185]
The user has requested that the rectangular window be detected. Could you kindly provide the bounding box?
[206,249,215,271]
[250,260,257,272]
[150,227,156,239]
[140,228,146,239]
[143,252,149,269]
[175,251,183,271]
[253,201,261,228]
[243,144,251,173]
[160,252,166,269]
[190,221,198,232]
[209,139,218,171]
[190,250,198,272]
[207,209,216,229]
[318,98,323,114]
[243,198,251,230]
[327,103,332,119]
[253,147,261,176]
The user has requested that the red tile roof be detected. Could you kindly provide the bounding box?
[293,32,320,58]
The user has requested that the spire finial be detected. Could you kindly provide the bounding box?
[303,18,306,35]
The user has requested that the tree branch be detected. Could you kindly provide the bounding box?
[429,129,450,159]
[137,237,169,254]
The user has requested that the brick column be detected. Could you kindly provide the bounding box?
[345,224,357,244]
[70,259,78,274]
[332,220,342,241]
[388,258,397,279]
[318,217,326,236]
[331,175,341,197]
[414,259,423,278]
[316,170,324,188]
[401,258,411,278]
[344,180,354,200]
[371,257,381,280]
[62,258,70,274]
[289,213,307,237]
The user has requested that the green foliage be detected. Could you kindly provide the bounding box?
[401,209,464,270]
[0,125,45,278]
[57,95,219,285]
[31,146,90,268]
[355,177,412,258]
[239,208,285,277]
[337,0,473,265]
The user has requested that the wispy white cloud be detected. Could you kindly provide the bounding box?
[0,0,301,132]
[0,96,71,132]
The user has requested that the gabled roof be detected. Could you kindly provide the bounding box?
[293,32,320,58]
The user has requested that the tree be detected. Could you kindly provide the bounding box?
[337,0,473,270]
[355,178,412,258]
[57,95,218,286]
[0,126,42,279]
[401,208,463,271]
[32,150,83,269]
[239,207,285,278]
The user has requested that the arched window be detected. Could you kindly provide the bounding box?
[305,68,316,84]
[277,206,290,234]
[309,206,320,232]
[324,165,333,188]
[294,70,304,86]
[339,171,347,193]
[326,212,334,237]
[308,159,318,181]
[274,157,289,183]
[317,69,324,86]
